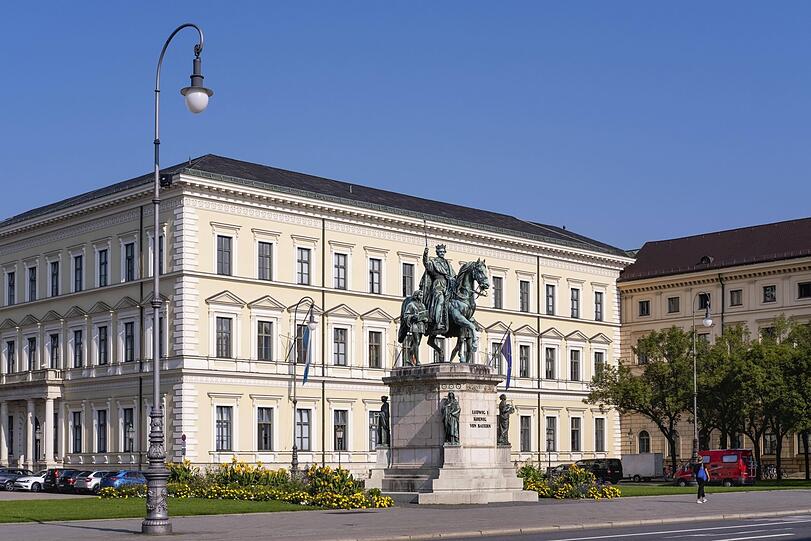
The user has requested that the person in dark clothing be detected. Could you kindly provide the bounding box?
[693,460,710,503]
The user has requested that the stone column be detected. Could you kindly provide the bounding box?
[25,399,34,469]
[44,398,54,465]
[0,401,8,466]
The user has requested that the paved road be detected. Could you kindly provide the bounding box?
[0,489,91,500]
[2,490,811,541]
[456,515,811,540]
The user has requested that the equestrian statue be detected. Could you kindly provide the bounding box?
[398,244,489,364]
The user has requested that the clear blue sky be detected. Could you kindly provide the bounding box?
[2,1,810,250]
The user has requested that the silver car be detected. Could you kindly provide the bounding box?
[13,470,47,492]
[73,470,111,493]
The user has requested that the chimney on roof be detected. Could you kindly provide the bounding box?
[349,185,353,194]
[562,225,566,230]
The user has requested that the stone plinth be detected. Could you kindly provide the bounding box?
[368,363,536,504]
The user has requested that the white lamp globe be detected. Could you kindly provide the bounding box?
[307,319,318,332]
[702,316,713,328]
[182,87,210,114]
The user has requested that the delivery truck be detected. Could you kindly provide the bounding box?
[621,453,664,482]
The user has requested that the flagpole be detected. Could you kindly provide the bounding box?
[288,296,317,477]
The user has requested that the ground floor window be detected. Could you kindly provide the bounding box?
[520,415,531,452]
[216,406,233,452]
[595,418,605,453]
[368,411,380,451]
[334,409,348,451]
[638,430,650,453]
[296,409,311,452]
[257,407,273,451]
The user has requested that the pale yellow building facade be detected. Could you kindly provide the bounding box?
[0,155,632,476]
[618,220,811,472]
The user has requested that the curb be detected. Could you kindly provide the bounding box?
[335,508,811,541]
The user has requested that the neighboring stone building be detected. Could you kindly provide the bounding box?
[618,218,811,471]
[0,154,631,474]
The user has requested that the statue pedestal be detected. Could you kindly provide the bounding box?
[368,363,536,504]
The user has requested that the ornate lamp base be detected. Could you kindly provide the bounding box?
[142,407,172,535]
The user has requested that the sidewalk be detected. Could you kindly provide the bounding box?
[2,489,811,541]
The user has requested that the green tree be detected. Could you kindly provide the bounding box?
[587,327,695,475]
[787,323,811,480]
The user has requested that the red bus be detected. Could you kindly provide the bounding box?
[673,449,756,487]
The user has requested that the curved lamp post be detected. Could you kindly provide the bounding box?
[691,292,713,462]
[288,296,318,476]
[143,23,213,536]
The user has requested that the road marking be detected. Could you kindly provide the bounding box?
[546,520,811,541]
[712,534,794,541]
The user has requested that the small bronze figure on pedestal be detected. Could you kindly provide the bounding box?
[497,394,516,446]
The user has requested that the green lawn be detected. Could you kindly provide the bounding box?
[618,480,811,497]
[0,497,315,524]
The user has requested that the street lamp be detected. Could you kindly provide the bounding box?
[143,23,213,536]
[288,297,318,476]
[335,426,344,470]
[691,292,713,462]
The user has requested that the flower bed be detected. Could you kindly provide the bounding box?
[99,462,393,510]
[518,464,621,500]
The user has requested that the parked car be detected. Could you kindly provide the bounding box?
[672,449,757,487]
[50,469,80,493]
[0,468,34,491]
[74,470,113,494]
[546,464,572,478]
[13,470,47,492]
[621,453,665,482]
[43,468,69,492]
[99,470,147,490]
[574,458,623,484]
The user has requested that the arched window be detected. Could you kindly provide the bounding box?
[638,430,651,453]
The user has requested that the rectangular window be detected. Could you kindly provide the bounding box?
[28,266,37,301]
[698,293,710,310]
[257,407,273,451]
[594,351,605,376]
[124,242,136,281]
[334,409,348,451]
[763,285,777,303]
[667,296,680,313]
[295,324,309,364]
[594,291,603,321]
[49,334,59,369]
[545,347,556,379]
[402,263,414,297]
[333,253,347,290]
[98,249,108,287]
[297,248,311,285]
[638,351,648,365]
[158,235,164,275]
[368,411,380,451]
[124,322,135,362]
[7,416,13,456]
[50,261,59,297]
[216,236,232,276]
[519,280,530,312]
[369,258,382,294]
[72,411,82,453]
[74,256,83,292]
[492,276,503,309]
[764,433,777,455]
[215,406,233,452]
[519,345,530,378]
[333,328,347,366]
[369,331,382,368]
[520,415,531,452]
[158,316,166,358]
[546,417,557,451]
[216,317,232,358]
[571,418,581,452]
[73,330,83,368]
[595,418,605,453]
[257,321,273,361]
[433,337,446,364]
[6,341,15,373]
[571,288,580,318]
[546,284,556,315]
[123,408,134,452]
[729,289,742,306]
[96,410,107,453]
[97,326,108,365]
[258,242,273,281]
[296,408,311,451]
[6,271,15,305]
[638,300,650,317]
[570,350,580,381]
[799,282,811,299]
[27,337,36,371]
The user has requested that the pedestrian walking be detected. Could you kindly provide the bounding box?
[694,459,709,503]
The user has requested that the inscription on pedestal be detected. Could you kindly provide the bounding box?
[470,409,492,429]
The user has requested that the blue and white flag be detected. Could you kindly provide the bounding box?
[301,326,312,384]
[501,331,513,390]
